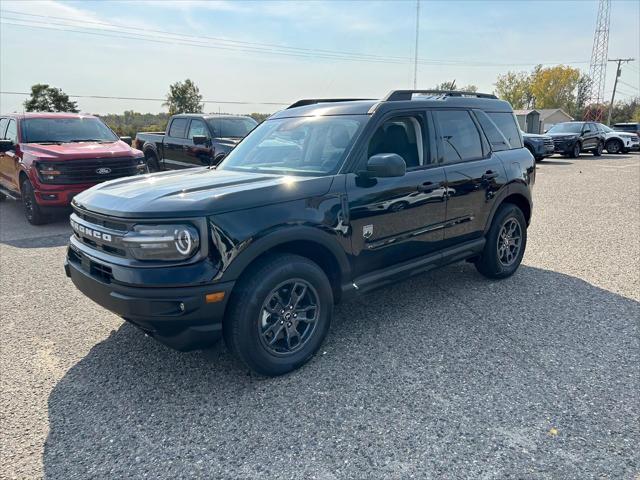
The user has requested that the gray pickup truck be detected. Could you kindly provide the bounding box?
[134,114,257,171]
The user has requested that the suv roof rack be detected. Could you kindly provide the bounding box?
[287,98,375,109]
[383,90,498,101]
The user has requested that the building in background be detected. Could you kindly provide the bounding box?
[514,109,541,133]
[538,109,574,132]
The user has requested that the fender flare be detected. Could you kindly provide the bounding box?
[219,225,352,284]
[483,181,532,233]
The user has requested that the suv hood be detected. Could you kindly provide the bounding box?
[21,140,138,160]
[73,167,334,218]
[546,132,579,139]
[522,132,551,140]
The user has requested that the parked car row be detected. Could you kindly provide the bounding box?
[522,121,639,161]
[0,112,257,224]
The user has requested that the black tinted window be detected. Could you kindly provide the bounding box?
[168,118,188,138]
[0,119,8,139]
[207,117,257,138]
[5,120,17,143]
[434,110,483,163]
[474,110,510,151]
[487,112,523,148]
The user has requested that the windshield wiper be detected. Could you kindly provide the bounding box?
[27,140,63,145]
[67,139,112,143]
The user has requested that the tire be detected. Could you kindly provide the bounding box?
[223,254,333,376]
[475,203,527,280]
[592,141,603,156]
[145,151,160,172]
[21,179,47,225]
[605,139,623,154]
[570,142,581,158]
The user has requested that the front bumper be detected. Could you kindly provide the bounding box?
[64,246,234,351]
[552,138,577,154]
[530,142,555,158]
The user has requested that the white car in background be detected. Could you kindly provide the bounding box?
[597,123,640,154]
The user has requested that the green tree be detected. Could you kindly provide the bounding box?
[24,84,79,112]
[163,79,203,115]
[494,71,533,109]
[249,112,271,124]
[433,81,478,92]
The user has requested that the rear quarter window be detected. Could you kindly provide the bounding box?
[487,112,523,149]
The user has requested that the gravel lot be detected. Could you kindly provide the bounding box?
[1,153,639,479]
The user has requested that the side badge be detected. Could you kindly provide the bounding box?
[363,224,373,239]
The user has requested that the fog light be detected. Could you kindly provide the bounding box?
[42,193,58,200]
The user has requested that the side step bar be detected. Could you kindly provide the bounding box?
[0,184,21,200]
[349,238,486,295]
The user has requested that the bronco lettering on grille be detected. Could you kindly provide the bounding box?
[70,219,113,242]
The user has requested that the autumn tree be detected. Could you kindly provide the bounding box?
[163,79,203,115]
[530,65,581,112]
[24,84,79,112]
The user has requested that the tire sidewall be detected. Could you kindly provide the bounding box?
[145,151,160,172]
[230,257,333,375]
[481,204,527,278]
[21,179,43,224]
[572,142,581,158]
[606,139,621,154]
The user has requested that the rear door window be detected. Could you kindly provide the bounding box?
[5,120,17,143]
[187,119,208,139]
[168,118,188,138]
[433,110,483,164]
[487,112,523,149]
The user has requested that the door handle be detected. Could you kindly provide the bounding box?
[482,170,498,180]
[417,181,443,192]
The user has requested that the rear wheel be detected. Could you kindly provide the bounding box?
[224,254,333,376]
[592,141,603,156]
[605,139,622,154]
[475,203,527,279]
[145,151,160,172]
[21,179,47,225]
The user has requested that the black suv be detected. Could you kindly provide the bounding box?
[546,121,606,157]
[65,90,535,376]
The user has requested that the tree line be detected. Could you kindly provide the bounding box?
[21,70,640,137]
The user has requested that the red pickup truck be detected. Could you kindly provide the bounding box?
[0,113,147,224]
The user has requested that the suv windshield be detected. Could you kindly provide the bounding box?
[22,117,118,144]
[547,123,583,134]
[206,117,258,138]
[218,115,365,176]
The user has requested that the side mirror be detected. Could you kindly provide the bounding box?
[362,153,406,178]
[120,136,132,146]
[193,135,209,145]
[0,140,14,153]
[583,129,591,134]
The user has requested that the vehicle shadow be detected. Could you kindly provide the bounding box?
[43,264,639,479]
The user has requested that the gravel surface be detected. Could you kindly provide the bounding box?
[1,153,639,479]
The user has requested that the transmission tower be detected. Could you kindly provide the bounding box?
[584,0,611,121]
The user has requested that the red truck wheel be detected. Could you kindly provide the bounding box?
[21,179,47,225]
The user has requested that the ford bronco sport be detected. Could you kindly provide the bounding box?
[65,90,535,376]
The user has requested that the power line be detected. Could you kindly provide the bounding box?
[0,91,289,106]
[0,10,592,68]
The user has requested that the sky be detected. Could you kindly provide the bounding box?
[0,0,639,115]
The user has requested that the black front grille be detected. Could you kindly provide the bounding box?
[38,157,142,184]
[73,208,129,232]
[543,138,554,148]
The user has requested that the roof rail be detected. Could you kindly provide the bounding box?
[383,90,498,101]
[287,98,375,109]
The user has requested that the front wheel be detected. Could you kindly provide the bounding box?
[145,151,160,172]
[21,179,48,225]
[475,203,527,279]
[223,254,333,376]
[605,139,622,154]
[570,142,581,158]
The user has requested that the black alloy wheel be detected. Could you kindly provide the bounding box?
[497,218,522,267]
[258,279,320,355]
[21,179,47,225]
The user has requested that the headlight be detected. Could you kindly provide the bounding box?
[136,157,148,174]
[122,224,199,260]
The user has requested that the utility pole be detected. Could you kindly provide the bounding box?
[607,58,635,125]
[413,0,420,89]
